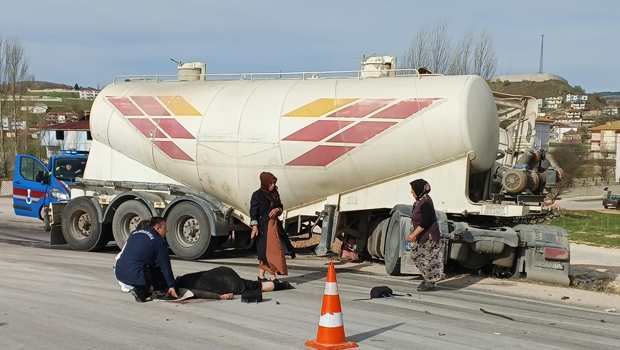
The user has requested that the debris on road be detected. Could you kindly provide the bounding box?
[480,308,515,321]
[603,308,616,313]
[561,296,570,300]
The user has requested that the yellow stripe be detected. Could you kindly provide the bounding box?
[158,96,201,116]
[284,98,358,117]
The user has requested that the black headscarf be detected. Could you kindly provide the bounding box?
[410,179,431,199]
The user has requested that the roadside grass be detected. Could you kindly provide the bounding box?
[547,210,620,248]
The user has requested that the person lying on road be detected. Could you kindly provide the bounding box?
[173,266,295,300]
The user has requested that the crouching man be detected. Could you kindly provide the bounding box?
[114,217,178,302]
[175,266,294,300]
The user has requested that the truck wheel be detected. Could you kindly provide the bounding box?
[385,211,403,276]
[112,200,153,248]
[166,202,217,259]
[62,198,107,251]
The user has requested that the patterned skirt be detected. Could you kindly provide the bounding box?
[409,238,444,283]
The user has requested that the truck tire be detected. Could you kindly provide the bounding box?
[385,211,403,276]
[112,200,152,248]
[62,198,108,251]
[166,202,217,259]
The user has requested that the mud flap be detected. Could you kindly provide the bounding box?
[514,224,570,286]
[50,224,67,245]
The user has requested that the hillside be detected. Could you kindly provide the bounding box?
[488,80,581,99]
[597,91,620,106]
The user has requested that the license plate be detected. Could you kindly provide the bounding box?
[483,204,508,215]
[534,261,564,270]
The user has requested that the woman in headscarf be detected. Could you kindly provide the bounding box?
[250,172,295,282]
[405,179,444,291]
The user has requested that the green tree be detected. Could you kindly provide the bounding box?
[74,83,80,90]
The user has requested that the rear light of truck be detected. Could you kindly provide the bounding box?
[544,247,570,261]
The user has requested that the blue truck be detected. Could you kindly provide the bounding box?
[12,150,88,230]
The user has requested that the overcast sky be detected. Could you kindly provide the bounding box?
[1,0,618,92]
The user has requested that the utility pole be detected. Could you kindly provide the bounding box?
[539,34,544,74]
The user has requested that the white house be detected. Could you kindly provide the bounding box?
[40,120,91,157]
[544,96,563,109]
[79,89,100,100]
[1,117,27,131]
[571,101,586,110]
[566,94,588,102]
[602,106,619,117]
[20,103,48,114]
[552,122,578,141]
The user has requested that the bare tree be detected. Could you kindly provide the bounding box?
[427,19,451,74]
[547,145,587,202]
[0,36,7,177]
[4,38,33,158]
[472,30,497,80]
[0,37,33,177]
[595,149,615,181]
[448,30,474,75]
[403,26,430,73]
[402,22,497,80]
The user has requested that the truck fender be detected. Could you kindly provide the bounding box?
[163,195,230,237]
[103,191,163,223]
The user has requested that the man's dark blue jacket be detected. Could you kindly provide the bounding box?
[115,228,175,288]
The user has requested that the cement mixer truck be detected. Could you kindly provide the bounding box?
[45,60,570,286]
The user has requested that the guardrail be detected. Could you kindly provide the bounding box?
[113,69,432,84]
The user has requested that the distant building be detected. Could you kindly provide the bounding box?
[570,101,586,110]
[534,117,553,150]
[543,96,563,109]
[562,130,582,143]
[40,120,91,157]
[583,108,601,118]
[589,121,620,159]
[1,117,27,132]
[79,89,99,100]
[566,94,588,103]
[551,122,577,141]
[602,105,619,117]
[20,103,48,114]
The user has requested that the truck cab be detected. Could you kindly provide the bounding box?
[13,151,88,224]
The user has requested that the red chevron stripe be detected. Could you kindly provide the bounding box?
[286,145,354,167]
[370,99,436,119]
[153,119,195,139]
[153,141,193,161]
[327,121,396,144]
[283,120,354,142]
[129,119,167,138]
[107,97,143,116]
[131,96,171,116]
[324,99,394,118]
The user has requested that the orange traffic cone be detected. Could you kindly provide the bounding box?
[305,262,358,350]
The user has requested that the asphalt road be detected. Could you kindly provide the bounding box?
[0,198,619,350]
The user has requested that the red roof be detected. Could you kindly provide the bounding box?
[46,120,90,131]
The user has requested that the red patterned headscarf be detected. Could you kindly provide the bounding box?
[259,172,280,207]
